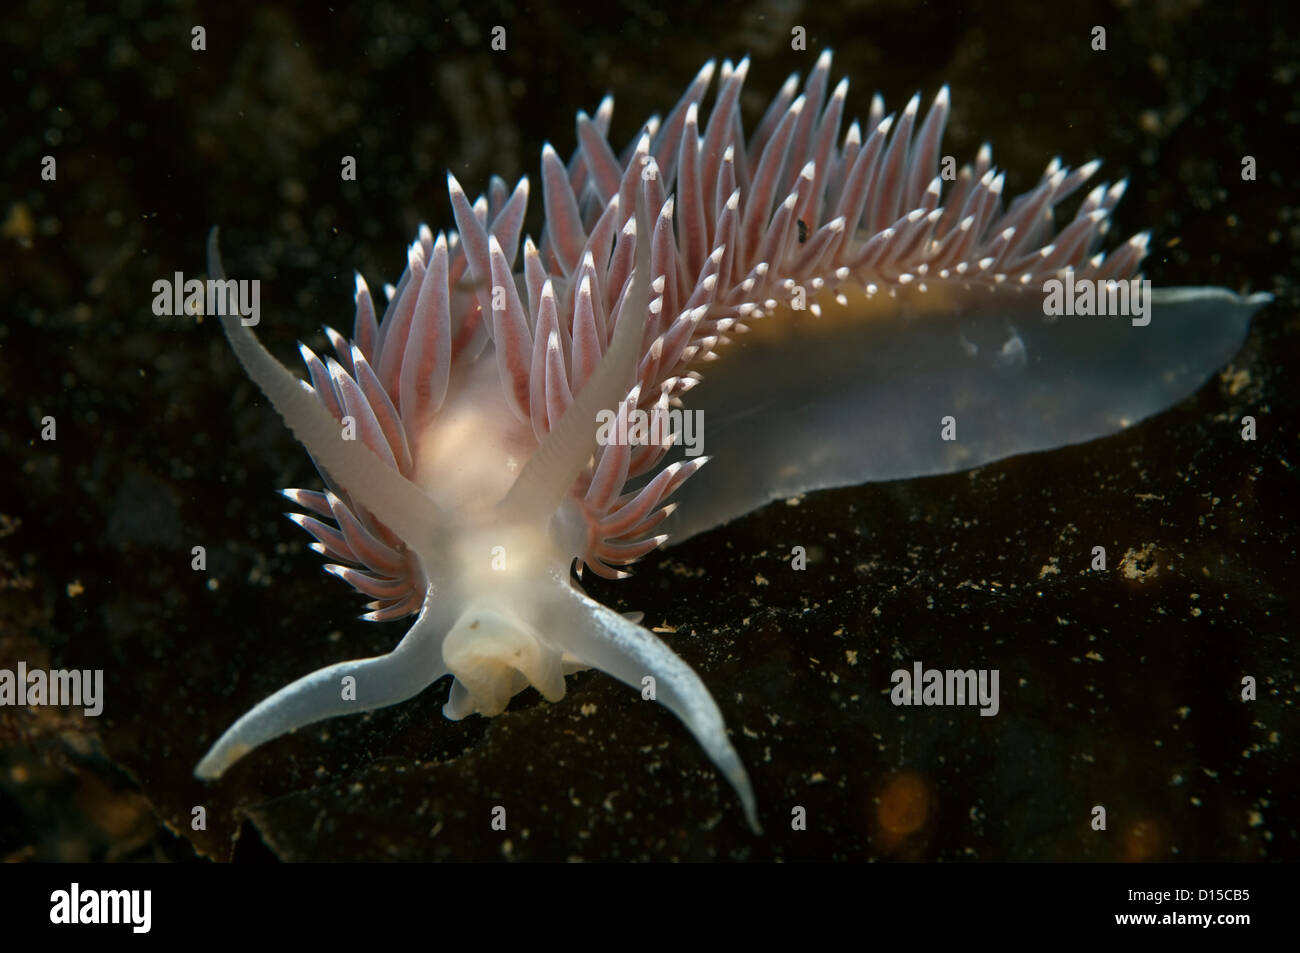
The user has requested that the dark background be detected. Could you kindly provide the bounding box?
[1,0,1296,860]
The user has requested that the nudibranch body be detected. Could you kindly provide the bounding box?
[196,51,1269,834]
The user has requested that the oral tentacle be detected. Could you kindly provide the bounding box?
[195,589,446,780]
[538,576,761,834]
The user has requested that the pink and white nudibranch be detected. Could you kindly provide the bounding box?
[195,51,1269,833]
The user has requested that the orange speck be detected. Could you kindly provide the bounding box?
[877,771,930,836]
[1121,818,1165,862]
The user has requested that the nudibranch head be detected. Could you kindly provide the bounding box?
[195,49,1268,836]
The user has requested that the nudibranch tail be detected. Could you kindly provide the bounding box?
[660,283,1273,543]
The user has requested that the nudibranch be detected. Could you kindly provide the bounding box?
[196,50,1269,834]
